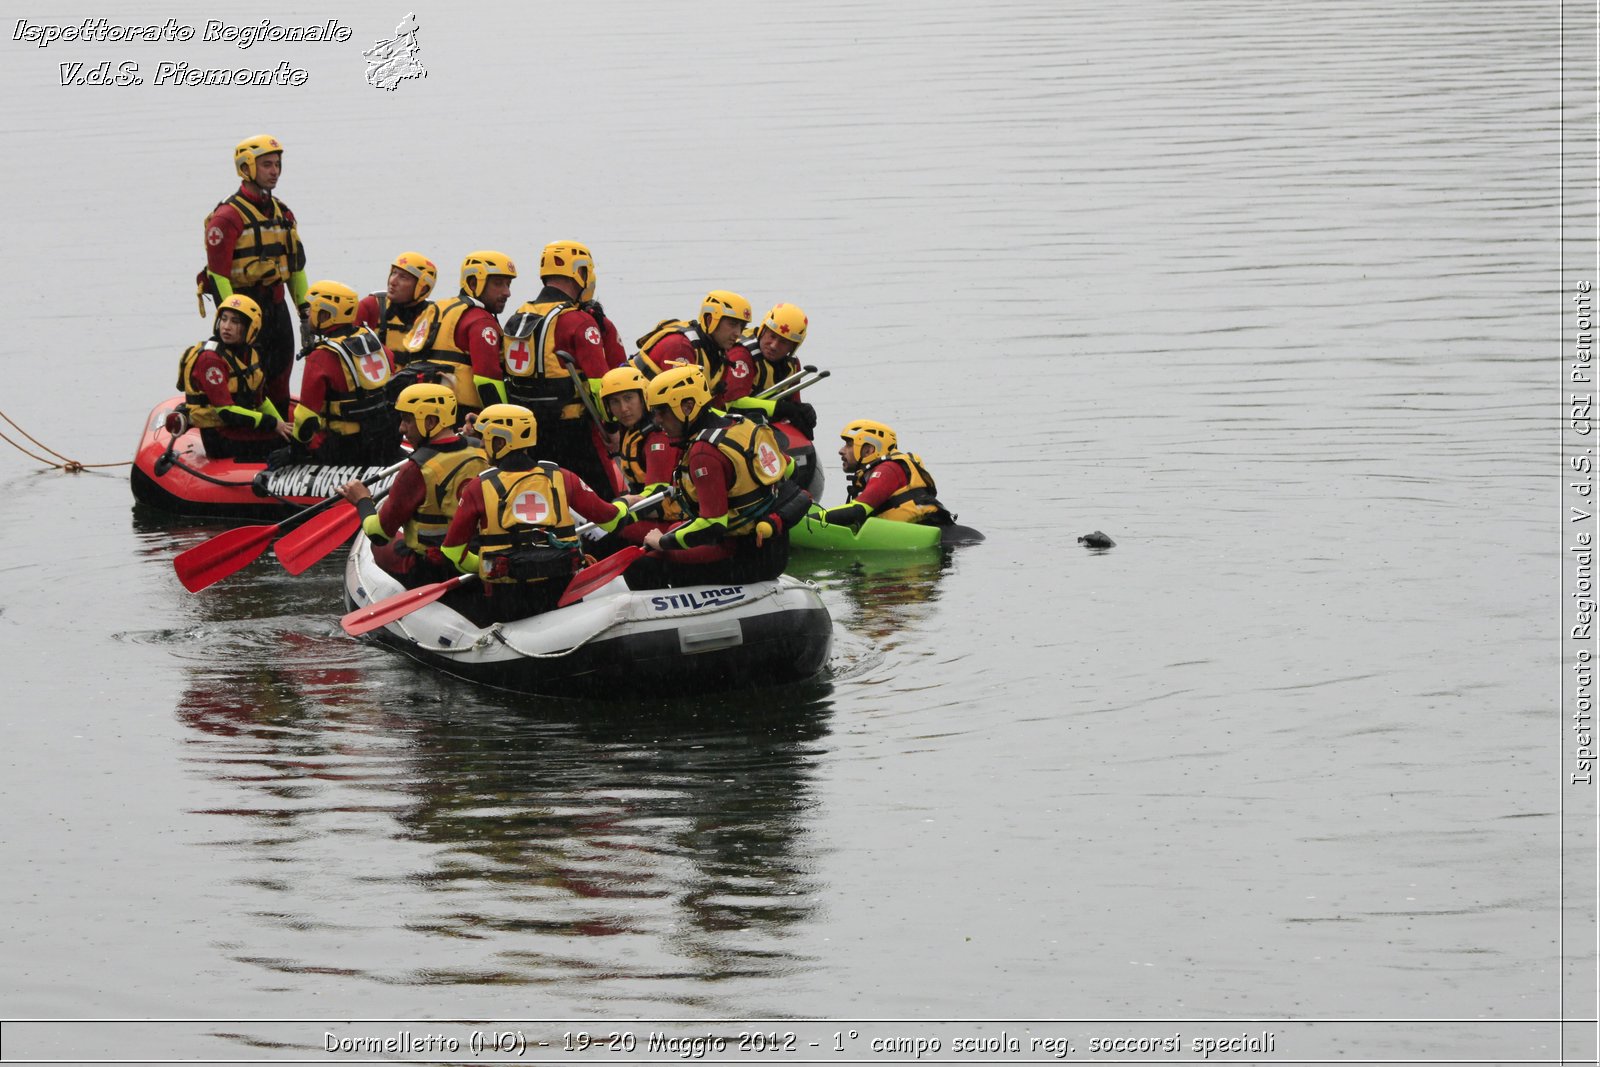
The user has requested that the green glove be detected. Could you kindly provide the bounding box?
[822,502,871,531]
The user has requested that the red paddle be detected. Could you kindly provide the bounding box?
[273,496,374,576]
[341,575,476,636]
[171,460,405,593]
[555,545,646,607]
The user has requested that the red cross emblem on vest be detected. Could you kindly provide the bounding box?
[359,351,387,383]
[512,490,549,525]
[505,340,532,375]
[756,440,784,479]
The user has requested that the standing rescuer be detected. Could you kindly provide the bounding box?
[341,383,486,588]
[201,134,308,413]
[637,365,811,588]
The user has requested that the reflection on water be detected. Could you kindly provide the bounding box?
[147,544,834,997]
[789,549,952,652]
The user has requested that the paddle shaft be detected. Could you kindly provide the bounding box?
[755,363,819,400]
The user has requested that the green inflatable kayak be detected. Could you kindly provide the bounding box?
[789,508,984,551]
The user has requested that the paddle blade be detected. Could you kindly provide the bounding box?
[275,503,361,575]
[341,575,469,637]
[557,545,644,607]
[172,524,276,593]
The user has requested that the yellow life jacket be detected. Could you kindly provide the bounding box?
[851,449,944,523]
[402,438,487,553]
[501,293,584,421]
[402,295,484,409]
[213,191,299,290]
[313,329,394,436]
[177,339,265,428]
[633,320,726,396]
[673,412,787,534]
[476,463,580,584]
[617,424,686,521]
[366,293,433,361]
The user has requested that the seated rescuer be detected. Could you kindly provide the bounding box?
[356,251,437,363]
[495,240,620,496]
[439,404,632,624]
[176,293,293,462]
[340,384,486,588]
[722,302,818,437]
[635,365,812,589]
[290,280,400,466]
[825,419,953,528]
[402,250,517,420]
[632,289,752,402]
[596,366,683,547]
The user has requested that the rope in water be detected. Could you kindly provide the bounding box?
[0,409,129,472]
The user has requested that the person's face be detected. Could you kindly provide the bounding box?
[386,266,419,303]
[710,317,746,351]
[253,152,282,190]
[653,403,687,441]
[399,412,424,446]
[216,309,247,345]
[838,440,857,472]
[482,275,513,314]
[758,327,798,363]
[606,391,645,427]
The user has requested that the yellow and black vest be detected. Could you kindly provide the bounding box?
[177,339,265,428]
[501,291,584,421]
[313,328,394,436]
[366,293,433,361]
[401,295,485,409]
[213,191,300,291]
[674,412,787,534]
[731,335,800,398]
[476,463,580,583]
[402,438,487,553]
[617,424,686,521]
[850,449,943,523]
[633,320,727,396]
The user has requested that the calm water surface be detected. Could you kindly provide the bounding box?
[1,0,1588,1061]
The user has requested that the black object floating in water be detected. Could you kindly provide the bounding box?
[1077,531,1115,549]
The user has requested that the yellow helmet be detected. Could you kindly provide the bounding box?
[215,294,263,345]
[460,250,518,299]
[476,403,539,461]
[840,419,897,464]
[394,382,457,436]
[539,241,595,299]
[646,364,713,423]
[391,251,437,301]
[233,134,283,183]
[760,303,809,347]
[598,365,648,402]
[304,280,360,332]
[699,289,752,336]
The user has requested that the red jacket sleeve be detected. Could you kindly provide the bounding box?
[646,331,696,371]
[203,201,244,277]
[354,294,381,331]
[721,346,759,402]
[683,439,733,520]
[853,460,911,512]
[555,309,610,380]
[442,477,486,550]
[600,317,627,369]
[296,348,334,415]
[373,462,428,538]
[187,349,238,406]
[456,309,504,381]
[643,430,681,486]
[561,469,620,524]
